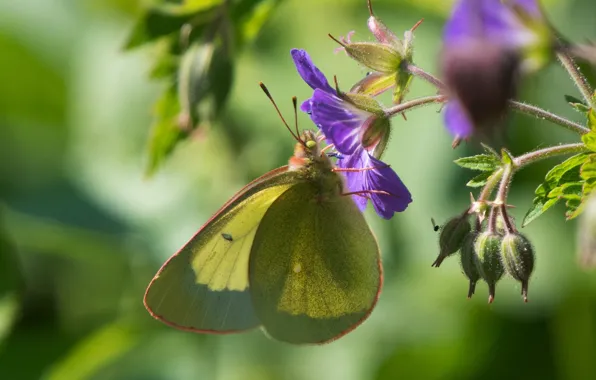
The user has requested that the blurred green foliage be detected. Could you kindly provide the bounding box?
[1,0,596,379]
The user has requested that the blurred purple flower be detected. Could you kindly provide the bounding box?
[441,0,548,141]
[291,48,412,218]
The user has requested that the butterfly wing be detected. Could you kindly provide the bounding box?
[248,182,382,344]
[144,167,302,333]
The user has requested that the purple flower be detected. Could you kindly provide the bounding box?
[291,48,412,218]
[440,0,550,141]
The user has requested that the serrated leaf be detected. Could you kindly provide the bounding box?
[582,131,596,152]
[544,153,590,184]
[548,182,583,200]
[480,143,499,158]
[589,108,596,131]
[522,197,559,227]
[454,154,501,171]
[581,155,596,181]
[565,94,591,114]
[466,171,495,187]
[145,88,188,176]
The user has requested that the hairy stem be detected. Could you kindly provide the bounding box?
[385,95,446,117]
[508,100,589,135]
[513,143,590,168]
[479,168,504,201]
[405,63,445,90]
[556,49,595,108]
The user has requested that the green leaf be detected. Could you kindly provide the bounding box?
[565,94,591,114]
[233,0,283,47]
[454,154,501,171]
[44,321,143,380]
[548,182,583,200]
[522,196,559,227]
[0,217,23,347]
[145,88,188,176]
[124,7,216,50]
[589,107,596,131]
[466,171,494,188]
[582,131,596,152]
[500,148,514,166]
[522,153,591,227]
[160,0,223,15]
[480,143,499,158]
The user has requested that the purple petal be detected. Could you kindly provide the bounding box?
[365,154,412,219]
[337,149,369,211]
[338,147,412,219]
[310,89,369,155]
[300,98,312,114]
[291,49,335,93]
[444,101,474,138]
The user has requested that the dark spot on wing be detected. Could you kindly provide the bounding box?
[222,233,233,242]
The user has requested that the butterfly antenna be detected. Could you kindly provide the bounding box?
[292,96,301,140]
[259,82,301,143]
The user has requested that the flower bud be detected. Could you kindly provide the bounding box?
[474,232,505,303]
[342,42,402,74]
[495,214,516,236]
[501,232,535,302]
[431,215,471,268]
[460,231,480,298]
[359,115,390,152]
[367,15,402,50]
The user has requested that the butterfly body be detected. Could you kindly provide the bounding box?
[144,130,382,344]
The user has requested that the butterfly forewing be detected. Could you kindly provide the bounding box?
[144,168,303,333]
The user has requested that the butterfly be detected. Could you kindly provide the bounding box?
[144,85,382,344]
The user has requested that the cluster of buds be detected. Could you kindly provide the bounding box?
[433,201,535,304]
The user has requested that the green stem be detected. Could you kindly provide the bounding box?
[556,48,595,108]
[508,100,589,135]
[479,168,504,202]
[513,143,590,168]
[384,95,446,117]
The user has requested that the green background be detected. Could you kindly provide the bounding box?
[1,0,596,379]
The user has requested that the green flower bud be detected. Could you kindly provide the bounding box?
[501,232,535,302]
[495,214,516,235]
[474,232,505,303]
[359,115,391,152]
[460,232,480,298]
[341,42,401,74]
[431,215,471,268]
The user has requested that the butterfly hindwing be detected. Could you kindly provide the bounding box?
[144,168,303,333]
[248,182,382,344]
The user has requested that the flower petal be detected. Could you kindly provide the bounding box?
[291,49,335,93]
[310,89,370,155]
[365,154,412,219]
[338,147,412,219]
[337,149,369,211]
[444,101,474,138]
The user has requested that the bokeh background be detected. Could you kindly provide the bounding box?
[2,0,596,379]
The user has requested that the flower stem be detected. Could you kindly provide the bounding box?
[513,143,590,168]
[556,49,595,108]
[508,100,589,135]
[406,63,587,134]
[384,95,446,117]
[405,63,445,90]
[479,168,504,201]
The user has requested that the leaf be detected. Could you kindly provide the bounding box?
[124,7,216,50]
[589,107,596,131]
[582,131,596,152]
[160,0,223,16]
[548,182,583,200]
[454,154,501,171]
[522,153,591,227]
[522,196,559,227]
[480,143,499,158]
[44,321,143,380]
[466,171,494,188]
[565,94,591,114]
[0,217,23,347]
[145,88,188,176]
[500,148,514,166]
[233,0,283,47]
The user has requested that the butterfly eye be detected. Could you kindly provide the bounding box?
[306,140,317,149]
